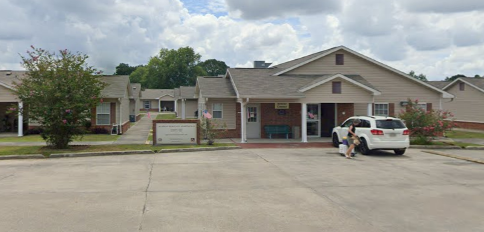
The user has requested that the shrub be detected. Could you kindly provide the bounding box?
[90,127,109,134]
[200,118,227,145]
[26,128,44,135]
[398,98,455,144]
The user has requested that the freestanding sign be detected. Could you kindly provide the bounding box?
[153,120,200,145]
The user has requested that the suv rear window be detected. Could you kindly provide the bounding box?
[376,119,405,129]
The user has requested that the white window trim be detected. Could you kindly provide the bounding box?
[374,103,389,116]
[144,101,151,109]
[212,103,223,119]
[417,102,427,111]
[96,103,111,125]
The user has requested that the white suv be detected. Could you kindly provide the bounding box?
[332,116,410,155]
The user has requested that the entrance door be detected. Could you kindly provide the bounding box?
[307,104,320,137]
[246,104,261,138]
[320,103,336,137]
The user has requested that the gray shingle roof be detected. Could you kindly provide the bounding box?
[271,47,337,70]
[228,68,379,98]
[101,75,130,98]
[141,89,174,100]
[0,70,27,89]
[459,77,484,91]
[197,76,236,98]
[174,88,180,98]
[427,81,449,89]
[179,86,196,99]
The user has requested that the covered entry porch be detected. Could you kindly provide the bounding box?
[0,101,25,136]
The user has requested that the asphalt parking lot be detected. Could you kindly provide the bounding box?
[0,148,483,232]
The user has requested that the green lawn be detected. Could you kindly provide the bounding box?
[0,143,237,156]
[155,113,177,120]
[0,134,120,143]
[445,130,484,139]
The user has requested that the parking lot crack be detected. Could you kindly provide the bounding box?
[138,156,155,231]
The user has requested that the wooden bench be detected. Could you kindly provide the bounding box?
[264,125,291,139]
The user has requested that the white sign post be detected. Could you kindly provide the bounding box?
[156,123,197,145]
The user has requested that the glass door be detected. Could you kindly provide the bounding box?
[307,104,320,137]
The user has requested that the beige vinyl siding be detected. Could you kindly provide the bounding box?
[299,78,373,103]
[288,50,442,112]
[185,100,198,118]
[245,99,299,103]
[160,95,175,101]
[354,103,368,116]
[206,98,237,129]
[150,100,159,109]
[0,86,18,102]
[121,97,130,125]
[444,83,484,123]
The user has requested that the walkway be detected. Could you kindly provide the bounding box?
[114,113,158,145]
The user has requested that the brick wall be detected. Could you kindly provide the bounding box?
[260,103,301,139]
[136,114,142,122]
[121,121,130,134]
[336,103,354,125]
[454,121,484,131]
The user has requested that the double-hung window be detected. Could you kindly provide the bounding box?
[374,103,389,116]
[96,103,111,125]
[144,101,150,109]
[212,103,223,119]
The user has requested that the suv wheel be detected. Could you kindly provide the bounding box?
[394,149,406,155]
[358,138,371,155]
[332,133,340,147]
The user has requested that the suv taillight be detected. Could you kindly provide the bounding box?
[403,130,409,135]
[371,129,384,135]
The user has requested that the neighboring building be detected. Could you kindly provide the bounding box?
[91,75,132,134]
[129,83,142,121]
[174,86,198,119]
[140,89,175,112]
[428,78,484,130]
[188,46,453,142]
[0,71,27,136]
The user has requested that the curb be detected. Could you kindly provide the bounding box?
[422,150,484,165]
[410,145,462,149]
[158,146,241,153]
[465,146,484,150]
[0,154,45,160]
[49,150,155,158]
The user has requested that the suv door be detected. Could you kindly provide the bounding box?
[338,118,354,139]
[374,119,407,141]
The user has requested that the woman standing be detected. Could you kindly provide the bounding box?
[345,119,361,159]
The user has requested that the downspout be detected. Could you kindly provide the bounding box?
[119,98,122,134]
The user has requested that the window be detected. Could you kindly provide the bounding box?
[359,119,371,128]
[332,81,342,94]
[459,82,465,91]
[144,101,150,109]
[342,119,354,127]
[376,119,405,129]
[336,54,344,65]
[247,106,257,122]
[212,103,223,119]
[374,104,389,116]
[417,103,427,111]
[96,103,110,125]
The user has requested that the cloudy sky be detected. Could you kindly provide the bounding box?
[1,0,483,80]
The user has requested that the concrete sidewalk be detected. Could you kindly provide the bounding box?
[0,141,116,146]
[114,113,158,145]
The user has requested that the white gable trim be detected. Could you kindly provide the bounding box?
[157,93,174,99]
[298,74,381,95]
[274,46,454,99]
[226,69,240,98]
[443,78,484,94]
[0,82,15,91]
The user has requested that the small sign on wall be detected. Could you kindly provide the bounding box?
[275,103,289,109]
[156,123,197,145]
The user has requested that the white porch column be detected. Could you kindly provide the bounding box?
[301,103,307,143]
[158,99,161,112]
[174,100,178,114]
[18,102,23,137]
[367,103,373,116]
[240,101,247,143]
[181,99,186,119]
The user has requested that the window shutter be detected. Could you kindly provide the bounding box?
[426,103,432,112]
[111,102,116,125]
[336,54,344,65]
[389,103,395,117]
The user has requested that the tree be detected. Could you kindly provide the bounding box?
[136,47,207,89]
[199,59,229,76]
[129,66,149,87]
[445,74,466,81]
[408,70,428,81]
[114,63,140,75]
[13,46,107,149]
